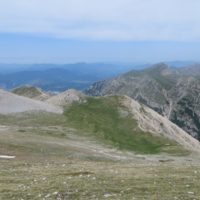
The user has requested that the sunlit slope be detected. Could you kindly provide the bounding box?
[0,89,62,114]
[46,89,85,107]
[64,96,199,154]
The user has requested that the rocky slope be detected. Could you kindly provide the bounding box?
[85,63,200,139]
[0,89,62,114]
[46,89,85,107]
[122,96,200,153]
[1,85,200,153]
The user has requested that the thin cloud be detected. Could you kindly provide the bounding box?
[0,0,200,41]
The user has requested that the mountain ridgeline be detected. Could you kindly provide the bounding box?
[85,63,200,140]
[0,63,136,91]
[1,86,199,154]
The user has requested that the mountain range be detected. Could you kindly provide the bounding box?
[0,63,139,91]
[1,82,200,199]
[0,86,199,154]
[86,63,200,140]
[0,61,195,91]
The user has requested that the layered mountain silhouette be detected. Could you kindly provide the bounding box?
[0,63,135,91]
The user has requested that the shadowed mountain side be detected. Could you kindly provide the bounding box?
[85,63,200,139]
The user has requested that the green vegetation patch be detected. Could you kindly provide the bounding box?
[12,86,42,98]
[64,96,186,155]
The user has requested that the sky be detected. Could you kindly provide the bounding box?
[0,0,200,64]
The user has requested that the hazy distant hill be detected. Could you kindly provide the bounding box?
[0,62,194,91]
[86,63,200,140]
[0,63,138,91]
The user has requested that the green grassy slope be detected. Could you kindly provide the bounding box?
[64,96,187,155]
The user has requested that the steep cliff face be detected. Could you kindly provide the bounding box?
[85,63,200,139]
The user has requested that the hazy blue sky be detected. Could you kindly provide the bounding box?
[0,0,200,63]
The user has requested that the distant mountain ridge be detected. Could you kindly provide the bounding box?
[0,63,138,91]
[0,61,195,91]
[86,63,200,140]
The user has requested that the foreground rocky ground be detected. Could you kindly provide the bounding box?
[1,91,200,199]
[2,155,200,200]
[1,120,200,200]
